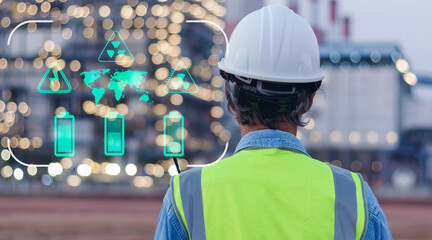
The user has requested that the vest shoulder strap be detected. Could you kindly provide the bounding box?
[170,167,205,240]
[328,164,368,240]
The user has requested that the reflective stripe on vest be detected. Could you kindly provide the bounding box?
[171,167,206,239]
[329,164,368,240]
[171,149,368,240]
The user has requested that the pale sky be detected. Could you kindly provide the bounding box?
[339,0,432,75]
[230,0,432,75]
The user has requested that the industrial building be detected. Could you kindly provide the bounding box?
[301,42,415,188]
[0,0,431,194]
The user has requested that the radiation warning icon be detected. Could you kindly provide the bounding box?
[37,61,72,93]
[164,61,198,93]
[98,30,134,63]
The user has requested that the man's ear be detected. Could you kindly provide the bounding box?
[306,91,316,112]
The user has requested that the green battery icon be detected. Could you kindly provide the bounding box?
[54,112,75,157]
[164,111,184,157]
[104,112,125,156]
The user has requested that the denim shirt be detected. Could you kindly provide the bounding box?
[154,129,393,240]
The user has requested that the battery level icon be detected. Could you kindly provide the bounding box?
[104,112,125,156]
[164,111,184,157]
[54,112,75,157]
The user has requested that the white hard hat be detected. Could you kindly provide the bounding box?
[218,5,324,83]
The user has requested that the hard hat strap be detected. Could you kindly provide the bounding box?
[235,84,298,119]
[236,85,298,106]
[222,71,298,95]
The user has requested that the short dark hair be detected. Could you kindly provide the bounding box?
[221,71,321,129]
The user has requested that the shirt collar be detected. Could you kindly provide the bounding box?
[234,129,310,157]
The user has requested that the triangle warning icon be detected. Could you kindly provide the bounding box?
[37,61,72,93]
[164,61,198,93]
[98,30,134,63]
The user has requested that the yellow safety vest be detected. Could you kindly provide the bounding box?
[171,148,368,240]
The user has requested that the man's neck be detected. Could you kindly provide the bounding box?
[240,123,298,137]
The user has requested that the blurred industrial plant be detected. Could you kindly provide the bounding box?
[0,0,432,199]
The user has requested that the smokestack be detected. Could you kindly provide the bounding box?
[310,0,318,27]
[343,16,350,41]
[329,0,337,41]
[310,0,323,42]
[289,0,298,13]
[330,0,337,23]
